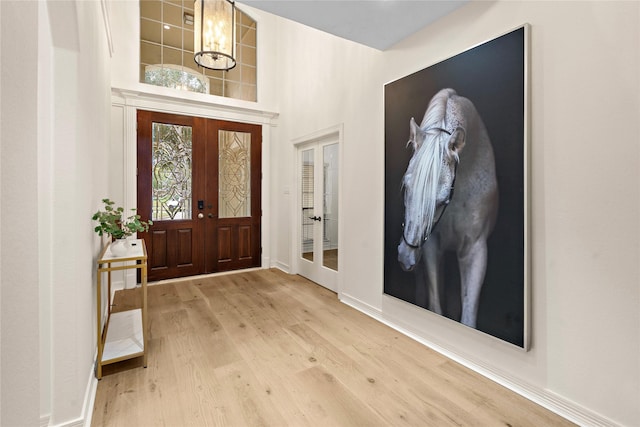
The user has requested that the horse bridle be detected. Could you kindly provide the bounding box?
[401,127,460,249]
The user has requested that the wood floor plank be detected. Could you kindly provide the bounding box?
[345,341,488,426]
[292,365,386,426]
[288,323,451,426]
[212,291,312,376]
[162,332,225,426]
[213,360,288,426]
[92,269,575,427]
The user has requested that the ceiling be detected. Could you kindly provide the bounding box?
[238,0,469,50]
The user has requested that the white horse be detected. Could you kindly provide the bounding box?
[397,88,499,328]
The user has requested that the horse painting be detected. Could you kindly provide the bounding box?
[397,88,499,328]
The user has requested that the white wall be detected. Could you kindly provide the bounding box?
[41,1,113,424]
[38,1,53,420]
[47,1,113,422]
[0,0,3,418]
[272,1,639,426]
[0,2,41,425]
[0,0,112,425]
[272,18,384,273]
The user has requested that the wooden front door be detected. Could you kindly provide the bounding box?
[137,110,262,281]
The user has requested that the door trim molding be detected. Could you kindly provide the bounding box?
[112,87,279,123]
[292,123,344,294]
[112,88,277,287]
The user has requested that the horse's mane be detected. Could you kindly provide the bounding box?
[404,89,455,239]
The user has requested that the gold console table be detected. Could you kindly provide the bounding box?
[95,239,148,379]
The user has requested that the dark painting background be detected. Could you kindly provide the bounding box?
[383,27,526,347]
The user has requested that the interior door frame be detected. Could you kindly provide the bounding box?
[112,90,276,289]
[292,124,344,293]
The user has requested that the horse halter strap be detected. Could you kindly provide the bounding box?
[401,126,459,249]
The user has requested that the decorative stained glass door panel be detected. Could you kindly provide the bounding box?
[137,110,261,281]
[137,111,205,280]
[205,120,262,273]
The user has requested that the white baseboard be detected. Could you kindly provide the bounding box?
[42,362,97,427]
[272,260,290,273]
[81,364,98,427]
[339,292,618,427]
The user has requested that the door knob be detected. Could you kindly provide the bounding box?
[208,213,214,218]
[198,213,204,219]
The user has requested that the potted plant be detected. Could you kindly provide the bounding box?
[92,198,153,256]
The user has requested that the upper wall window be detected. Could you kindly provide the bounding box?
[140,0,257,102]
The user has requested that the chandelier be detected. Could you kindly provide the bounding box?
[194,0,237,71]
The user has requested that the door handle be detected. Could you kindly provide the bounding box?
[308,216,322,222]
[198,213,204,219]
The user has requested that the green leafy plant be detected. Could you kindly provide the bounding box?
[92,198,153,239]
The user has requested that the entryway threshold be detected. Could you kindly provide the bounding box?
[146,267,264,287]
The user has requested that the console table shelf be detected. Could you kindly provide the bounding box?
[95,239,148,379]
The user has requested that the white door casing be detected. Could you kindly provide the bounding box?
[293,124,343,292]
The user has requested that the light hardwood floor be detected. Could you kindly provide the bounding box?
[92,269,574,426]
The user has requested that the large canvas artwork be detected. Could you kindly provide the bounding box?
[384,26,529,348]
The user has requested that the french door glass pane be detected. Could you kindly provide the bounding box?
[219,130,251,218]
[323,143,339,271]
[301,149,314,262]
[151,122,192,221]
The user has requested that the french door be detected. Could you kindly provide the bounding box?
[137,110,261,281]
[298,140,339,291]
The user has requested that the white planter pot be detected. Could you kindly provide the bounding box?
[110,239,130,257]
